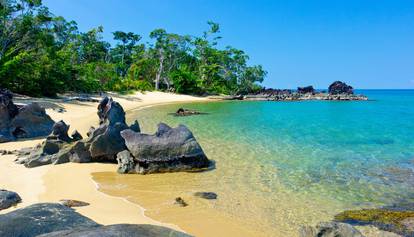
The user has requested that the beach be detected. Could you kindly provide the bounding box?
[0,92,209,231]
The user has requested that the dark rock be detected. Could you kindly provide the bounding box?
[67,141,91,163]
[0,203,100,237]
[175,197,188,207]
[37,224,192,237]
[120,123,210,174]
[297,86,315,94]
[194,192,217,200]
[328,81,354,95]
[89,122,128,161]
[59,199,90,207]
[42,140,61,155]
[0,189,21,210]
[71,130,83,141]
[97,96,125,126]
[299,222,364,237]
[334,208,414,236]
[48,120,72,142]
[174,108,204,116]
[129,120,141,133]
[116,150,135,174]
[10,102,54,139]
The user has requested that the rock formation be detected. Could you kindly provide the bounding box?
[174,108,205,116]
[0,88,54,143]
[16,96,210,174]
[119,123,210,174]
[299,222,364,237]
[297,86,315,94]
[328,81,354,95]
[0,189,21,210]
[0,203,191,237]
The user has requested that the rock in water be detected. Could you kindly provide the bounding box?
[116,150,135,174]
[0,189,21,210]
[120,123,210,174]
[0,203,100,237]
[297,86,315,94]
[299,222,364,237]
[328,81,354,95]
[37,224,193,237]
[194,192,217,200]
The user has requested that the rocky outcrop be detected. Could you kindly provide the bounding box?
[334,207,414,236]
[119,123,210,174]
[0,189,21,210]
[0,88,54,143]
[174,108,205,116]
[299,222,365,237]
[328,81,354,95]
[297,86,315,94]
[0,203,191,237]
[16,97,142,168]
[0,203,100,237]
[37,224,192,237]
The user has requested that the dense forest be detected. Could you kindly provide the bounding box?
[0,0,267,97]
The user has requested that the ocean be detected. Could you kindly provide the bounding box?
[93,90,414,236]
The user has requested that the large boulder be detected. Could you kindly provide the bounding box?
[299,222,364,237]
[0,189,21,210]
[16,97,139,167]
[328,81,354,95]
[0,203,100,237]
[37,224,192,237]
[297,86,315,94]
[120,123,210,174]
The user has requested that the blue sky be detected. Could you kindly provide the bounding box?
[43,0,414,89]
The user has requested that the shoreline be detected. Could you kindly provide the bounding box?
[0,91,210,231]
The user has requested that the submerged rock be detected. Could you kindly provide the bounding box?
[120,123,210,174]
[194,192,217,200]
[37,224,192,237]
[174,108,205,116]
[0,203,100,237]
[334,208,414,236]
[299,221,365,237]
[328,81,354,95]
[0,189,21,210]
[174,197,188,207]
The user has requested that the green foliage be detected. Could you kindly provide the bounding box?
[0,0,266,97]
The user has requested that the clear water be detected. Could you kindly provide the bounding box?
[121,90,414,234]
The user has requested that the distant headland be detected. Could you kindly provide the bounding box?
[217,81,368,101]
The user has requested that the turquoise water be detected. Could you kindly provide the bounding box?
[125,90,414,233]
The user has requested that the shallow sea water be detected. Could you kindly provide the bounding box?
[93,90,414,236]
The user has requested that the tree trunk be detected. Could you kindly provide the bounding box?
[155,49,164,90]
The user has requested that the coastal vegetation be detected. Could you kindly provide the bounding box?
[0,0,266,97]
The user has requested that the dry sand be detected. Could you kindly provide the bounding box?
[0,91,209,231]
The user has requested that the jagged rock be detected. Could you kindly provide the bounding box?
[48,120,72,142]
[0,189,21,210]
[0,203,100,237]
[328,81,354,95]
[299,222,364,237]
[37,224,192,237]
[59,199,90,207]
[120,123,210,174]
[194,192,217,200]
[129,120,141,133]
[97,96,125,125]
[71,130,83,141]
[116,150,135,174]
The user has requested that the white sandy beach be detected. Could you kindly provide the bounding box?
[0,91,209,230]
